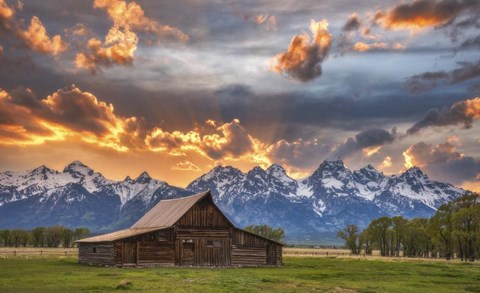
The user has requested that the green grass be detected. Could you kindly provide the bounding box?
[0,257,479,292]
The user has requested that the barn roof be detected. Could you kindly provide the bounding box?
[76,227,169,242]
[131,191,213,228]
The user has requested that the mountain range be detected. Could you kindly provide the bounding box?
[0,160,466,243]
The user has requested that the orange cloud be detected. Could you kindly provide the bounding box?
[77,0,187,72]
[93,0,187,41]
[253,14,276,31]
[272,19,332,82]
[0,86,129,150]
[0,0,13,22]
[19,16,67,56]
[353,41,404,52]
[382,156,392,168]
[71,23,88,36]
[75,25,138,72]
[171,161,201,172]
[0,0,67,56]
[145,119,270,167]
[374,0,474,31]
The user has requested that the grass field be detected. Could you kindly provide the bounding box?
[0,256,479,292]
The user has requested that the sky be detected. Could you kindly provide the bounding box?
[0,0,479,191]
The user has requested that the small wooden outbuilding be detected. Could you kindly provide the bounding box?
[76,191,282,267]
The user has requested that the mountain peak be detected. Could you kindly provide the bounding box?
[267,163,286,173]
[63,160,93,176]
[321,159,345,168]
[135,171,151,182]
[359,164,382,175]
[313,159,347,175]
[213,165,238,172]
[250,166,266,173]
[28,165,57,178]
[30,165,48,173]
[124,175,132,182]
[404,166,427,178]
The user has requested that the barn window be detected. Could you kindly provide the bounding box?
[207,240,222,247]
[92,247,97,253]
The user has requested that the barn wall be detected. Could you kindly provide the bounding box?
[78,242,115,265]
[175,237,232,266]
[113,228,175,265]
[231,229,282,266]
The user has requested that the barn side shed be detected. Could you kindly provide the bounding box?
[76,191,283,267]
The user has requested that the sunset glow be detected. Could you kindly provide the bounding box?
[0,0,478,191]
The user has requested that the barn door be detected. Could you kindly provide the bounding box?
[182,242,195,266]
[122,242,137,264]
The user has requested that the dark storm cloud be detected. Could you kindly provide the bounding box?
[406,60,480,93]
[460,36,480,49]
[342,13,361,31]
[405,141,480,185]
[407,97,480,135]
[332,128,397,159]
[406,71,449,93]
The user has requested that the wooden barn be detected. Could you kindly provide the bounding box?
[76,191,283,267]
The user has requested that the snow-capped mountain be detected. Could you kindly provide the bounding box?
[0,160,467,242]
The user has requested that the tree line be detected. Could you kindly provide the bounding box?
[0,226,91,248]
[245,224,285,242]
[337,193,480,261]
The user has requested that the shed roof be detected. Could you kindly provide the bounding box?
[76,227,169,243]
[131,191,211,228]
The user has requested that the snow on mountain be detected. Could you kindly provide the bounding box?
[0,159,468,241]
[63,160,114,193]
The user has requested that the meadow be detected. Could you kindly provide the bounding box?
[0,251,479,292]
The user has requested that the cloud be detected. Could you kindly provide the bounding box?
[266,139,332,170]
[406,60,480,93]
[18,16,68,56]
[382,156,392,168]
[343,13,361,31]
[460,36,480,49]
[93,0,188,41]
[403,141,480,185]
[332,128,398,159]
[252,14,276,31]
[272,19,332,82]
[374,0,476,31]
[76,0,187,72]
[352,41,404,52]
[171,160,200,171]
[0,0,67,56]
[0,86,129,150]
[145,119,269,166]
[406,71,450,93]
[407,97,480,134]
[0,0,14,29]
[75,25,138,72]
